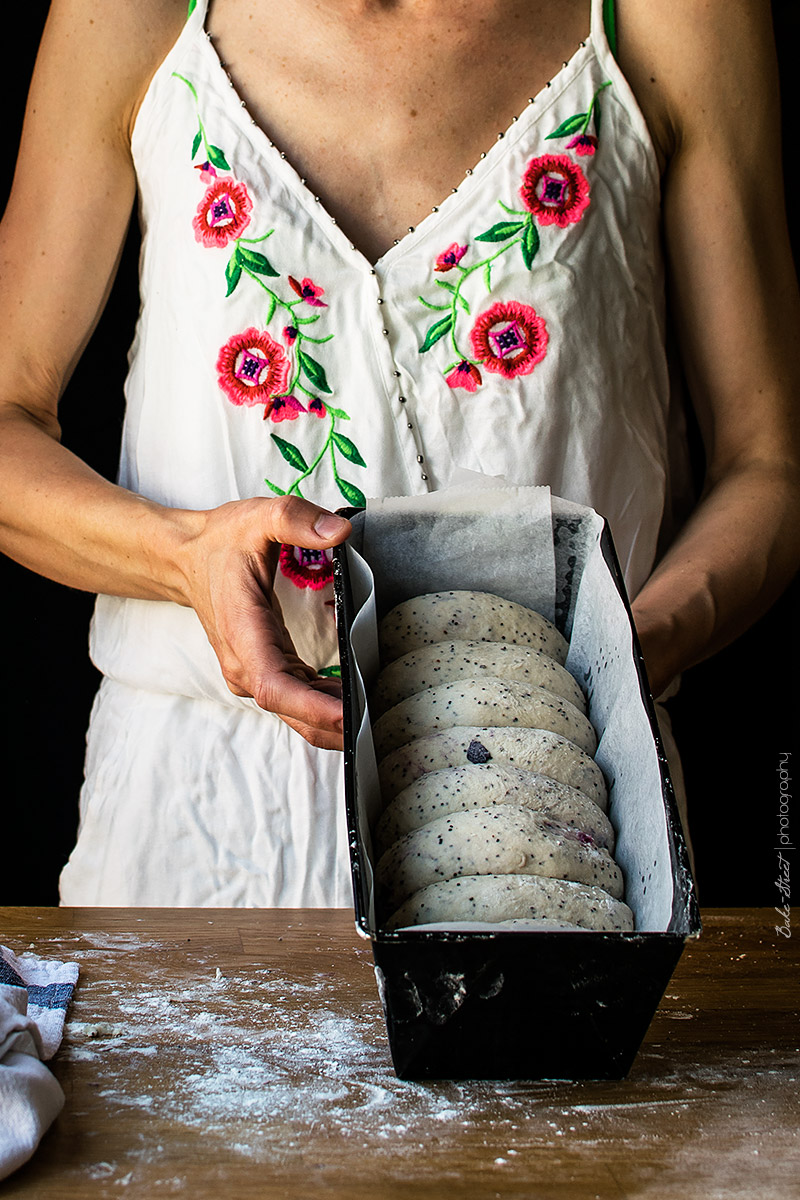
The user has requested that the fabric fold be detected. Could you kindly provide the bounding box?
[0,947,79,1181]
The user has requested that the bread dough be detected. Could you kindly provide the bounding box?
[379,591,568,666]
[371,639,586,716]
[374,764,615,857]
[372,678,597,759]
[386,874,635,931]
[407,918,590,931]
[371,592,629,935]
[378,726,608,810]
[376,805,623,912]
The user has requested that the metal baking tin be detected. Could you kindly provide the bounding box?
[332,507,700,1082]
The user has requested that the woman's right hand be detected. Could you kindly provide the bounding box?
[176,495,352,751]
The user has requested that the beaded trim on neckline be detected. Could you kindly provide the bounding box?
[195,25,596,270]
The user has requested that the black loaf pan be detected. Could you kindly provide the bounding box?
[332,503,700,1080]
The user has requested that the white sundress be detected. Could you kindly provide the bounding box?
[59,0,689,906]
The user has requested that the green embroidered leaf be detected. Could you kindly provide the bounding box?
[419,296,449,312]
[498,200,528,217]
[435,279,470,313]
[271,435,309,472]
[264,292,277,325]
[225,255,243,297]
[294,315,321,326]
[264,478,286,496]
[419,315,454,353]
[240,229,274,245]
[191,130,202,159]
[545,113,587,140]
[332,432,367,468]
[238,246,279,277]
[325,404,349,420]
[521,220,540,271]
[475,220,526,243]
[318,665,342,678]
[337,478,366,508]
[206,144,230,171]
[298,350,332,393]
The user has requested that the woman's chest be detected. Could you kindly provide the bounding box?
[206,0,591,262]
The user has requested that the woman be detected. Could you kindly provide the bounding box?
[1,0,798,904]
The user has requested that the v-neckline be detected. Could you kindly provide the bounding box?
[194,24,594,273]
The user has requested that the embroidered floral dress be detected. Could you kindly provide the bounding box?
[60,0,686,906]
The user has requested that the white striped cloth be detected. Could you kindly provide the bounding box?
[0,946,79,1180]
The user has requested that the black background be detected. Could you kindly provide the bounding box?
[1,3,798,905]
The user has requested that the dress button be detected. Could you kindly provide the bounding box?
[416,455,424,464]
[421,473,428,481]
[398,396,407,404]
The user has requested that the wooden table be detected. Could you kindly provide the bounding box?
[0,908,796,1199]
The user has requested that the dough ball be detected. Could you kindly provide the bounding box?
[386,874,635,932]
[376,805,623,913]
[372,678,597,759]
[378,725,608,810]
[374,764,615,857]
[379,591,568,666]
[371,639,586,717]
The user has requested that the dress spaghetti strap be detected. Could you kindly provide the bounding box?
[186,0,211,22]
[603,0,618,57]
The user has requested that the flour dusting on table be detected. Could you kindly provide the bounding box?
[40,930,799,1194]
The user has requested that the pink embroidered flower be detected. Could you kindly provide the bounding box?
[193,178,253,247]
[519,154,590,228]
[267,395,306,422]
[435,243,468,272]
[216,327,291,411]
[288,276,328,307]
[283,325,299,345]
[194,160,218,183]
[279,543,334,590]
[308,397,327,418]
[470,301,549,380]
[566,134,598,157]
[445,360,483,392]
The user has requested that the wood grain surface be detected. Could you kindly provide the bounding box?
[0,907,797,1199]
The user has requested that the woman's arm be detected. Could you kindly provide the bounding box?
[0,0,349,749]
[620,0,800,696]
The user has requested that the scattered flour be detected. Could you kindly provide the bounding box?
[29,928,796,1193]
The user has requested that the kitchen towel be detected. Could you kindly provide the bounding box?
[0,945,79,1180]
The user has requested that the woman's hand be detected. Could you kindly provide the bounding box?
[177,496,352,750]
